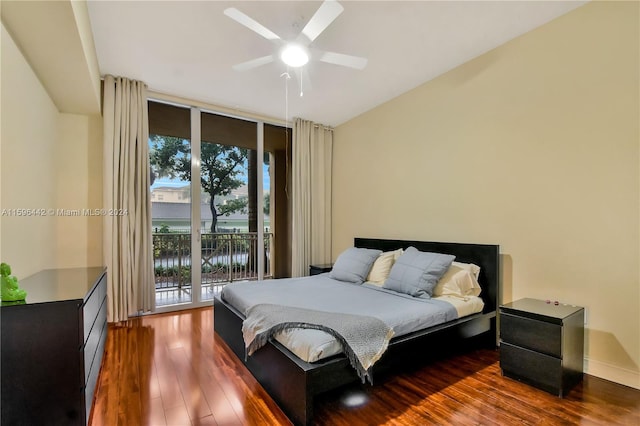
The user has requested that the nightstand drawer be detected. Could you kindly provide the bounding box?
[501,342,561,394]
[501,312,561,357]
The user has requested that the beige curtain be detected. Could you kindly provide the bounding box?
[291,117,333,277]
[103,75,155,322]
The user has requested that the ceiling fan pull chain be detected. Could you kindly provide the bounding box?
[281,69,291,124]
[300,69,304,97]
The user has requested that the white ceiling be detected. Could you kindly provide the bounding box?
[87,1,586,127]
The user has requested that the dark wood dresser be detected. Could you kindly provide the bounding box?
[1,267,107,425]
[500,298,584,397]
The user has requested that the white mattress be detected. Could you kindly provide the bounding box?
[273,295,484,363]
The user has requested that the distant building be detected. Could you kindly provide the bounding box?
[151,184,251,204]
[150,186,190,203]
[152,202,269,233]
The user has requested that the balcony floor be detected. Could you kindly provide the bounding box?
[155,284,223,307]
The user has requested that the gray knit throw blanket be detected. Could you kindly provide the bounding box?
[242,303,395,384]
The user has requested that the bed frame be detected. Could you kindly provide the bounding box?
[214,238,500,425]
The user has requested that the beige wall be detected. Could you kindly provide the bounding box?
[333,2,639,388]
[1,23,103,279]
[1,23,58,278]
[55,113,103,267]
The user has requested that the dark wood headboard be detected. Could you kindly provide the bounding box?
[354,237,500,314]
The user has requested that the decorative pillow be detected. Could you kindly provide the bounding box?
[433,262,482,297]
[329,247,382,284]
[383,247,455,298]
[367,248,404,285]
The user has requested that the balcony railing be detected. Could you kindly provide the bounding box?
[153,232,272,297]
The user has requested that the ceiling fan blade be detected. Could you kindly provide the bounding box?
[224,8,281,41]
[318,51,368,70]
[301,0,344,43]
[232,55,275,72]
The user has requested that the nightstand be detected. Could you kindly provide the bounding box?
[309,263,333,276]
[500,298,584,397]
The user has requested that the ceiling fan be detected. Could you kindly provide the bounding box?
[224,0,368,73]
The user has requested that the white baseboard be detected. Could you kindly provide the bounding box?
[584,357,640,390]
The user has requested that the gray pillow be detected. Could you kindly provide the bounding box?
[329,247,382,284]
[383,247,455,298]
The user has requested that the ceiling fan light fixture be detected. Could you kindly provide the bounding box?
[280,44,309,68]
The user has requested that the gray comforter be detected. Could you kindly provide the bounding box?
[221,274,458,337]
[222,275,459,368]
[242,303,394,383]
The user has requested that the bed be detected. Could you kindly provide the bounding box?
[214,238,500,425]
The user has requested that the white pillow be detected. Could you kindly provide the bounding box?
[452,261,480,279]
[367,248,403,286]
[432,262,482,297]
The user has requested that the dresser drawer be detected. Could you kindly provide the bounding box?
[84,298,107,386]
[501,342,562,394]
[83,272,107,344]
[501,312,562,357]
[85,319,107,421]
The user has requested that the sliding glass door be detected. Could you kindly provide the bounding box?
[198,111,268,301]
[149,100,280,310]
[149,103,193,307]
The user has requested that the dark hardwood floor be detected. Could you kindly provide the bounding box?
[90,307,640,426]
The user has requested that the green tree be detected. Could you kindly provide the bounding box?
[149,135,248,232]
[263,192,270,215]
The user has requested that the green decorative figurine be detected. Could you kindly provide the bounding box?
[1,263,27,302]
